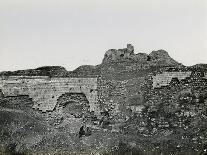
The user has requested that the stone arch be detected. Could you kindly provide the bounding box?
[57,92,90,118]
[170,77,180,85]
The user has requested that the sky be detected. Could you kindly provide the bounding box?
[0,0,207,71]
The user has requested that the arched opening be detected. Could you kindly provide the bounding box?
[170,77,180,86]
[57,93,90,118]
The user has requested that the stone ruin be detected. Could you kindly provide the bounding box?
[102,44,180,66]
[0,44,206,119]
[153,70,207,88]
[0,71,204,116]
[103,44,135,63]
[0,45,207,155]
[0,76,99,114]
[152,72,192,88]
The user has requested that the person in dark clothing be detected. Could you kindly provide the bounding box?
[79,126,85,138]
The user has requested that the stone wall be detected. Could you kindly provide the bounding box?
[0,76,98,113]
[153,72,192,88]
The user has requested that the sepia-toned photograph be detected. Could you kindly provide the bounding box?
[0,0,207,154]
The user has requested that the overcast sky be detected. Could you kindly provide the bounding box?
[0,0,207,71]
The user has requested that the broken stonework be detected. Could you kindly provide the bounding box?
[102,44,180,67]
[153,71,192,88]
[0,76,99,113]
[0,44,207,155]
[102,44,134,63]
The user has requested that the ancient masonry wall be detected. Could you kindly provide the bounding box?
[0,76,98,113]
[153,72,192,88]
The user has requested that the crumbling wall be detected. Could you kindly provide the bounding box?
[153,72,192,88]
[102,44,134,63]
[102,44,180,67]
[0,76,98,113]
